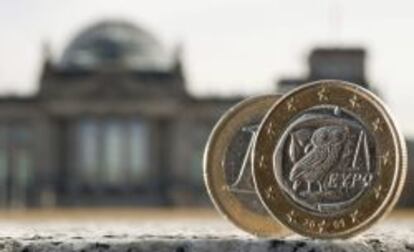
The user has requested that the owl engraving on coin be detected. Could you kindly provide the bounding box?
[274,105,376,213]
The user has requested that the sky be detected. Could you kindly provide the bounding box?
[1,0,414,135]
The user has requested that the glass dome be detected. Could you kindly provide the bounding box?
[59,20,173,71]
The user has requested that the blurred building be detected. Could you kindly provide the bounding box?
[0,20,412,208]
[277,48,368,92]
[0,20,239,208]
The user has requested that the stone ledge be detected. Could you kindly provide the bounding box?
[0,215,412,252]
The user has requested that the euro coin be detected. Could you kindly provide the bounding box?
[253,80,406,239]
[204,95,288,236]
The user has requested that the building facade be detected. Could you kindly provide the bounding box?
[0,20,412,208]
[277,48,369,92]
[0,20,240,208]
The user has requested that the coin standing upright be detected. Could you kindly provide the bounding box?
[252,80,407,239]
[204,95,288,236]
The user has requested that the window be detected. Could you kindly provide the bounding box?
[190,123,211,184]
[0,126,7,205]
[0,124,33,207]
[13,147,31,193]
[77,120,99,185]
[10,125,32,205]
[75,118,149,188]
[128,119,149,182]
[102,120,124,185]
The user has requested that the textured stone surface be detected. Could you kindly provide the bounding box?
[0,212,413,252]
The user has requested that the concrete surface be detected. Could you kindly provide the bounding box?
[0,210,412,252]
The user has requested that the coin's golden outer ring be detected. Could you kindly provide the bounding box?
[252,80,407,239]
[204,95,288,237]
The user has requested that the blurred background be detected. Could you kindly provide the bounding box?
[0,0,413,212]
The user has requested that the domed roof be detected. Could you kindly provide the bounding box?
[59,20,174,71]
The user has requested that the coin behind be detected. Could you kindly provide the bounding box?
[253,80,407,239]
[204,95,287,236]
